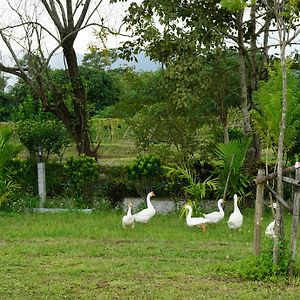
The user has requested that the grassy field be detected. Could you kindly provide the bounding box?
[0,209,299,299]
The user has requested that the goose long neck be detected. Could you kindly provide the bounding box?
[233,195,240,213]
[218,201,224,213]
[234,198,238,211]
[186,207,192,220]
[146,194,153,208]
[127,206,132,216]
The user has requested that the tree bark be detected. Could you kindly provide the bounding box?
[254,169,265,256]
[273,39,287,264]
[249,2,261,160]
[237,12,252,138]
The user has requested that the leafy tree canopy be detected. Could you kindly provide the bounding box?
[251,61,300,157]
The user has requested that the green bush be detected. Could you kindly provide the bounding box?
[0,127,23,206]
[127,154,165,197]
[16,119,71,160]
[6,159,65,197]
[64,155,99,207]
[236,242,291,280]
[98,165,128,207]
[0,193,39,212]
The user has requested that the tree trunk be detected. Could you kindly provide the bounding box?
[249,2,261,160]
[250,2,257,94]
[218,71,229,144]
[273,40,287,265]
[62,45,97,157]
[236,11,260,168]
[237,13,252,137]
[44,0,98,158]
[262,0,272,81]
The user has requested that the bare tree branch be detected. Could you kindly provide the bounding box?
[42,0,64,34]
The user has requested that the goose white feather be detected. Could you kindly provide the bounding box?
[203,199,224,224]
[184,204,208,231]
[122,201,134,229]
[227,194,243,229]
[265,203,277,238]
[133,191,156,223]
[265,220,275,238]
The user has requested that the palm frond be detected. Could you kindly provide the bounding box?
[215,137,252,198]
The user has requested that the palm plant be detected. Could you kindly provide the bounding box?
[0,127,22,169]
[214,137,252,199]
[0,126,23,205]
[165,164,218,211]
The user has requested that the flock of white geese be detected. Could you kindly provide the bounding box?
[122,191,278,240]
[122,191,244,231]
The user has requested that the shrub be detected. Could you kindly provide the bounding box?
[0,193,39,212]
[236,242,291,280]
[0,127,23,206]
[98,165,128,207]
[16,119,71,160]
[6,159,66,197]
[64,154,99,207]
[127,154,165,197]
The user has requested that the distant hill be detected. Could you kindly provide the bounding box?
[111,53,160,71]
[5,52,160,88]
[50,52,160,71]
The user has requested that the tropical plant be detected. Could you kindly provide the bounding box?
[214,137,253,199]
[0,127,23,205]
[0,127,22,171]
[0,179,19,206]
[165,164,218,210]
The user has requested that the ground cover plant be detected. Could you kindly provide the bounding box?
[0,210,299,299]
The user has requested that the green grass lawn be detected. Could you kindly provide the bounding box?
[0,210,299,299]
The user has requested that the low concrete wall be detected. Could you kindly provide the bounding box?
[124,198,183,214]
[124,198,223,214]
[32,208,93,213]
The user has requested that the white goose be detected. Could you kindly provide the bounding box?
[203,199,224,224]
[265,203,277,239]
[227,194,243,229]
[184,204,209,232]
[133,191,156,223]
[122,201,135,229]
[265,220,275,238]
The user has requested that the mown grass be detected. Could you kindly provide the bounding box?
[0,209,299,299]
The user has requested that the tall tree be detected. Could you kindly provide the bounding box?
[117,1,237,143]
[119,0,276,163]
[264,0,300,265]
[0,0,114,158]
[220,0,276,163]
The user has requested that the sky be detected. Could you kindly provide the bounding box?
[0,1,298,74]
[73,1,133,53]
[0,0,141,86]
[0,0,134,56]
